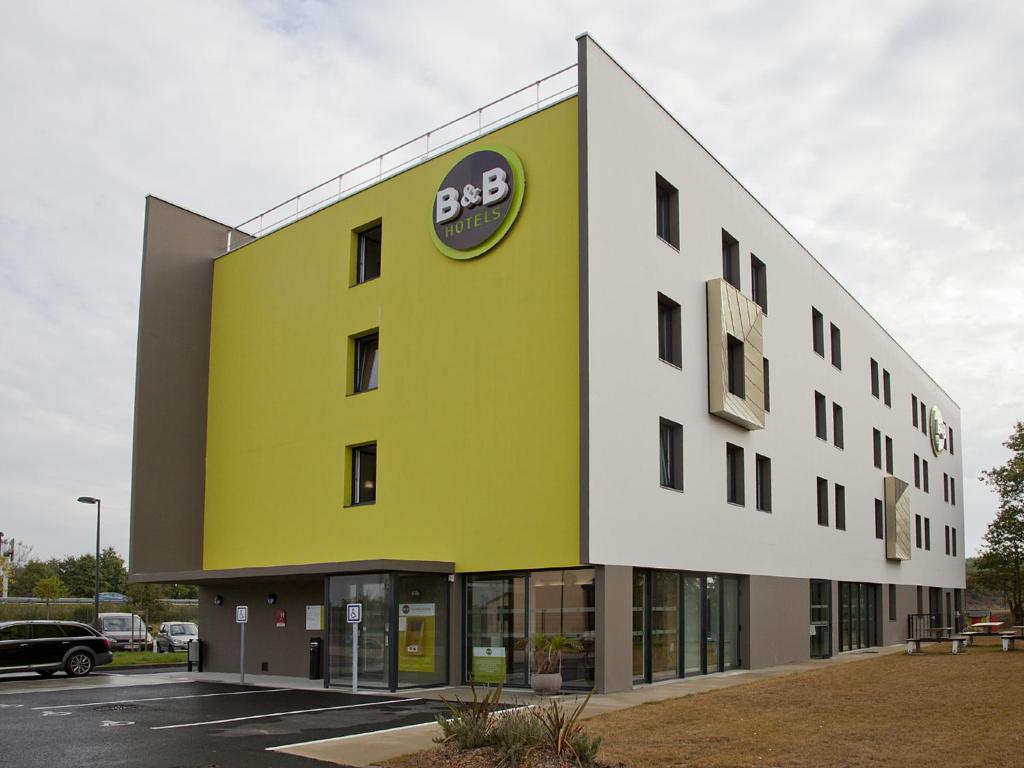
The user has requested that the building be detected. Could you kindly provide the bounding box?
[129,35,965,693]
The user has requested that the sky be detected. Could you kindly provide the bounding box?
[0,1,1021,563]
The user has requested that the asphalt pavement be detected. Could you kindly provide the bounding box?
[0,677,448,768]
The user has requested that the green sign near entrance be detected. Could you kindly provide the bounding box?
[471,646,506,684]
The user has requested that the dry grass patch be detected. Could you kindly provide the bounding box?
[588,640,1024,767]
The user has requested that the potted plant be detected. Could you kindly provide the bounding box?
[527,633,583,694]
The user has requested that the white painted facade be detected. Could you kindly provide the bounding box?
[581,37,964,591]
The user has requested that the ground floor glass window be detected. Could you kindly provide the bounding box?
[838,581,879,651]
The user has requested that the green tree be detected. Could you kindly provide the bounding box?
[33,575,68,618]
[127,582,167,627]
[977,421,1024,625]
[11,560,57,597]
[51,547,128,597]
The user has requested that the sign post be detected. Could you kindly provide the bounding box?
[347,603,362,693]
[235,605,248,686]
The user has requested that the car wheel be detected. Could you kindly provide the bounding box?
[36,670,56,678]
[65,651,94,677]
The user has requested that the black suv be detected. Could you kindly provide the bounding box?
[0,620,114,677]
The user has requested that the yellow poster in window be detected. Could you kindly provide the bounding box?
[398,603,435,673]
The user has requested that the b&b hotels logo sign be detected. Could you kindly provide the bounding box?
[930,406,948,456]
[431,146,525,260]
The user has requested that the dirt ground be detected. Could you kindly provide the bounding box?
[388,638,1024,768]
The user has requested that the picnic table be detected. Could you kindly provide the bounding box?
[970,621,1004,635]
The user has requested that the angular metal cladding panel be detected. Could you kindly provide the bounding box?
[884,476,912,561]
[706,278,765,430]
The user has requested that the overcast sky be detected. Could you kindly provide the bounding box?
[1,1,1021,564]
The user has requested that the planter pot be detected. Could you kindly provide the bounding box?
[530,672,562,695]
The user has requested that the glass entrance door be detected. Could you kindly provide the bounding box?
[810,580,832,658]
[328,574,390,689]
[465,575,527,686]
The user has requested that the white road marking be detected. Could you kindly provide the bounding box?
[31,687,287,710]
[100,720,134,727]
[0,677,194,696]
[152,697,420,731]
[40,710,71,716]
[0,703,24,708]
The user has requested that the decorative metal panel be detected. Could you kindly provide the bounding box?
[706,278,765,430]
[884,476,912,561]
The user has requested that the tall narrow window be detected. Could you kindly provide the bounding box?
[722,229,740,289]
[924,518,931,550]
[882,370,892,406]
[755,454,772,512]
[943,473,949,502]
[351,443,377,505]
[356,224,382,284]
[874,499,884,539]
[913,454,920,488]
[919,402,927,434]
[945,525,951,555]
[832,403,844,449]
[659,418,684,491]
[727,335,745,397]
[873,429,882,469]
[657,293,682,366]
[816,477,829,526]
[353,332,380,393]
[814,392,828,440]
[812,308,825,356]
[922,459,929,492]
[830,323,842,369]
[870,359,880,398]
[915,514,922,548]
[655,174,679,248]
[950,477,956,505]
[751,255,768,313]
[726,443,745,505]
[912,395,919,427]
[889,584,897,621]
[952,528,957,557]
[762,358,771,412]
[885,436,894,474]
[948,427,955,454]
[835,484,846,530]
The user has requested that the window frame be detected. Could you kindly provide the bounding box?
[830,323,842,369]
[355,223,382,285]
[722,229,740,289]
[726,443,745,506]
[655,174,680,249]
[350,442,378,506]
[812,308,825,357]
[915,514,922,549]
[814,391,828,441]
[832,403,844,449]
[835,484,846,530]
[353,331,380,394]
[755,454,772,513]
[727,335,745,397]
[872,428,882,469]
[659,418,684,491]
[912,394,919,427]
[874,499,884,540]
[882,369,891,407]
[816,477,829,526]
[885,436,894,474]
[751,254,768,314]
[870,359,880,398]
[657,293,682,367]
[762,357,770,413]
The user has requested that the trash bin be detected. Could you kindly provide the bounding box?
[187,639,202,672]
[309,637,322,680]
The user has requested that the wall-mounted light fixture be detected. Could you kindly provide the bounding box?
[214,594,224,605]
[266,593,277,605]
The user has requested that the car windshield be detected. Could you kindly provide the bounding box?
[170,624,197,636]
[103,617,144,632]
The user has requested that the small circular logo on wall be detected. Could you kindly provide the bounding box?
[930,406,948,456]
[431,146,525,260]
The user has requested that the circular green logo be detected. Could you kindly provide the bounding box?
[930,406,947,456]
[430,146,525,260]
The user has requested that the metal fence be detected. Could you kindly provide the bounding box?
[225,63,578,252]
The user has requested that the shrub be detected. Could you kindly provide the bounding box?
[531,691,597,765]
[434,684,503,750]
[490,705,546,767]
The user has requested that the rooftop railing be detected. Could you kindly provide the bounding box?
[226,63,578,252]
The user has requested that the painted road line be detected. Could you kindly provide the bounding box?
[151,697,421,730]
[31,687,288,710]
[0,678,194,696]
[265,704,532,752]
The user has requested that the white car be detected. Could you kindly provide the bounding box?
[155,621,198,653]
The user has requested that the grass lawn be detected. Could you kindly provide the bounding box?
[109,650,186,666]
[388,638,1024,768]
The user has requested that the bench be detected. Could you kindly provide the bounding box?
[907,636,968,655]
[1000,633,1016,652]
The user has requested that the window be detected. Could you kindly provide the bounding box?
[919,401,927,434]
[889,584,897,621]
[762,358,770,412]
[915,514,922,548]
[873,429,882,469]
[913,454,920,488]
[655,174,679,248]
[657,293,682,366]
[722,229,740,289]
[952,528,958,557]
[353,332,380,393]
[922,459,929,492]
[870,359,880,398]
[912,394,919,427]
[751,255,768,313]
[832,403,844,449]
[943,473,949,502]
[924,518,931,550]
[885,436,894,474]
[727,335,744,397]
[835,484,846,530]
[816,477,829,526]
[874,499,884,539]
[755,454,772,512]
[950,477,956,505]
[882,370,891,406]
[659,418,684,490]
[812,308,825,356]
[726,443,744,505]
[814,392,828,440]
[356,224,382,284]
[948,427,955,454]
[830,323,842,369]
[351,443,377,505]
[945,525,951,555]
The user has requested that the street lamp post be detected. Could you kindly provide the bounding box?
[77,496,101,628]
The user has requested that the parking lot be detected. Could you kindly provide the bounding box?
[0,672,448,768]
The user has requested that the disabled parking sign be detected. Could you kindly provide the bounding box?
[347,603,362,624]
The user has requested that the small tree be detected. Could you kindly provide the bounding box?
[978,422,1024,625]
[34,575,68,618]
